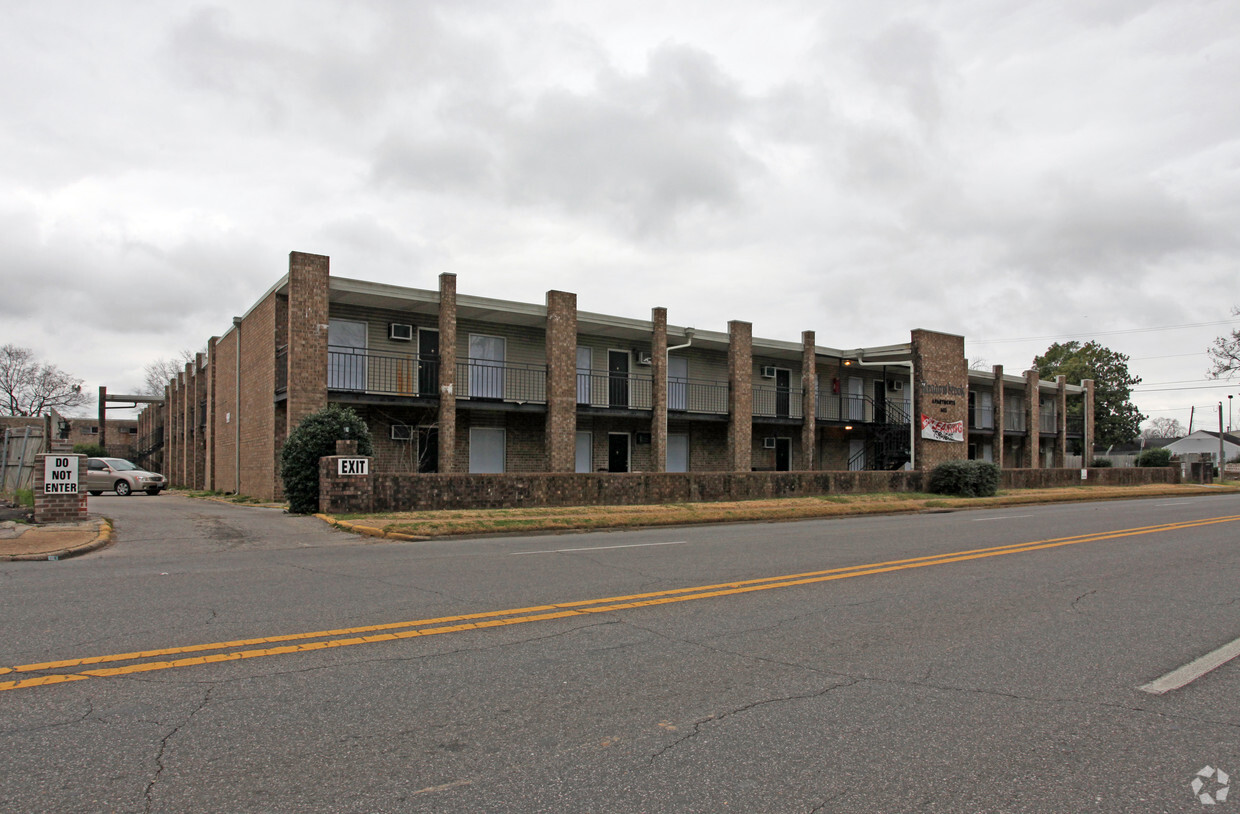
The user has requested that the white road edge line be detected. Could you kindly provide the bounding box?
[511,541,688,556]
[1138,635,1240,695]
[971,515,1035,522]
[1157,501,1193,506]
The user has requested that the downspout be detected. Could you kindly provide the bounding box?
[667,327,695,356]
[234,316,241,495]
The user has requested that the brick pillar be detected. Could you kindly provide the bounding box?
[545,290,578,472]
[163,383,172,483]
[1025,370,1040,468]
[286,252,330,431]
[182,362,193,486]
[727,320,753,472]
[437,273,458,474]
[650,307,668,473]
[1055,375,1067,467]
[205,337,217,490]
[910,329,968,470]
[34,453,87,524]
[97,386,107,458]
[801,331,816,470]
[194,352,207,488]
[1083,379,1095,465]
[992,365,1005,469]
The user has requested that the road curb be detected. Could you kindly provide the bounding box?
[0,520,114,562]
[314,514,430,543]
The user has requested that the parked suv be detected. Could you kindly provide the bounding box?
[86,458,166,496]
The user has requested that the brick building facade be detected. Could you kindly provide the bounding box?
[146,252,1092,500]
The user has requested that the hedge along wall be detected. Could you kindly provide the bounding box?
[319,463,1181,514]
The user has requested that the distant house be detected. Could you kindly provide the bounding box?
[1164,430,1240,462]
[1092,436,1177,467]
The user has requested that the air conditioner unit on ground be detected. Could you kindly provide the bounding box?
[389,323,413,341]
[637,351,653,365]
[761,366,777,378]
[391,424,413,441]
[888,380,903,391]
[763,437,777,449]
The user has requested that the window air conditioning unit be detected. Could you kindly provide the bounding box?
[763,437,777,449]
[637,351,653,366]
[389,323,413,341]
[888,380,903,391]
[390,424,414,441]
[761,366,777,378]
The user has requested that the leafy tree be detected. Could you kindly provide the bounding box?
[0,344,90,416]
[1034,341,1144,447]
[1141,417,1186,439]
[1208,307,1240,379]
[280,404,373,514]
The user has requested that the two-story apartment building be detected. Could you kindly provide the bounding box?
[148,252,1093,501]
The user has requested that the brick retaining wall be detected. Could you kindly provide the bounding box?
[319,464,1182,514]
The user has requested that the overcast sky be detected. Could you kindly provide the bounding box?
[2,1,1238,429]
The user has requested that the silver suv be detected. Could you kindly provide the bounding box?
[86,458,166,496]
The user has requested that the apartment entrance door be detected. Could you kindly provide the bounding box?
[775,369,791,417]
[608,433,630,473]
[775,437,792,471]
[608,351,630,408]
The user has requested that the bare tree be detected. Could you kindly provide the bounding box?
[1208,307,1240,379]
[142,349,199,396]
[0,344,90,416]
[1141,417,1186,439]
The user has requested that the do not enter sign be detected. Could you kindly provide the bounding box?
[43,456,79,494]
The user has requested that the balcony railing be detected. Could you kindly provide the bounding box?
[1040,412,1058,433]
[970,406,995,430]
[456,359,547,403]
[275,345,288,394]
[753,385,803,419]
[1067,415,1085,436]
[576,370,653,410]
[669,377,728,414]
[328,346,441,397]
[1004,410,1026,431]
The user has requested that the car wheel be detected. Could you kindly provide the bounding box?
[145,488,161,496]
[89,491,102,496]
[114,480,132,497]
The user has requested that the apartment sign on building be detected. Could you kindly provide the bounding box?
[43,456,80,494]
[337,458,370,476]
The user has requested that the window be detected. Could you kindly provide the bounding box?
[469,427,505,473]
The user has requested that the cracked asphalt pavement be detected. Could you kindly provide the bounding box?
[1,492,1238,812]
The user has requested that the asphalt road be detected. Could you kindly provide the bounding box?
[1,492,1238,813]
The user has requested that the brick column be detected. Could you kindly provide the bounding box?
[34,452,87,524]
[1025,370,1040,468]
[182,363,193,486]
[437,273,458,474]
[992,364,1005,469]
[194,352,208,488]
[205,337,217,490]
[163,383,172,483]
[545,290,578,472]
[1055,375,1068,467]
[727,320,753,472]
[911,329,967,470]
[1083,379,1095,465]
[801,331,816,470]
[650,307,668,473]
[286,252,330,430]
[97,386,107,458]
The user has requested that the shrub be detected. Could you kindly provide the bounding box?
[1135,448,1172,467]
[1089,458,1113,467]
[72,443,107,458]
[15,488,34,508]
[280,404,373,514]
[927,460,1001,498]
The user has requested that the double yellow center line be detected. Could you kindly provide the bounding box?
[3,515,1235,693]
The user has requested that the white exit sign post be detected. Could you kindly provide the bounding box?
[337,458,369,476]
[43,456,80,494]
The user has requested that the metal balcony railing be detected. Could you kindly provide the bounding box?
[669,377,729,414]
[816,393,874,423]
[576,371,653,410]
[456,359,547,403]
[1067,415,1085,436]
[970,406,995,430]
[1004,409,1026,432]
[1040,412,1058,433]
[275,345,288,394]
[328,347,443,397]
[753,385,803,419]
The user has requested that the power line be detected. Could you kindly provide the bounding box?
[971,318,1239,345]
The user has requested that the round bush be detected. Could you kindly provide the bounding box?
[1135,447,1172,467]
[280,404,373,514]
[927,460,1001,498]
[1089,457,1113,467]
[72,443,107,458]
